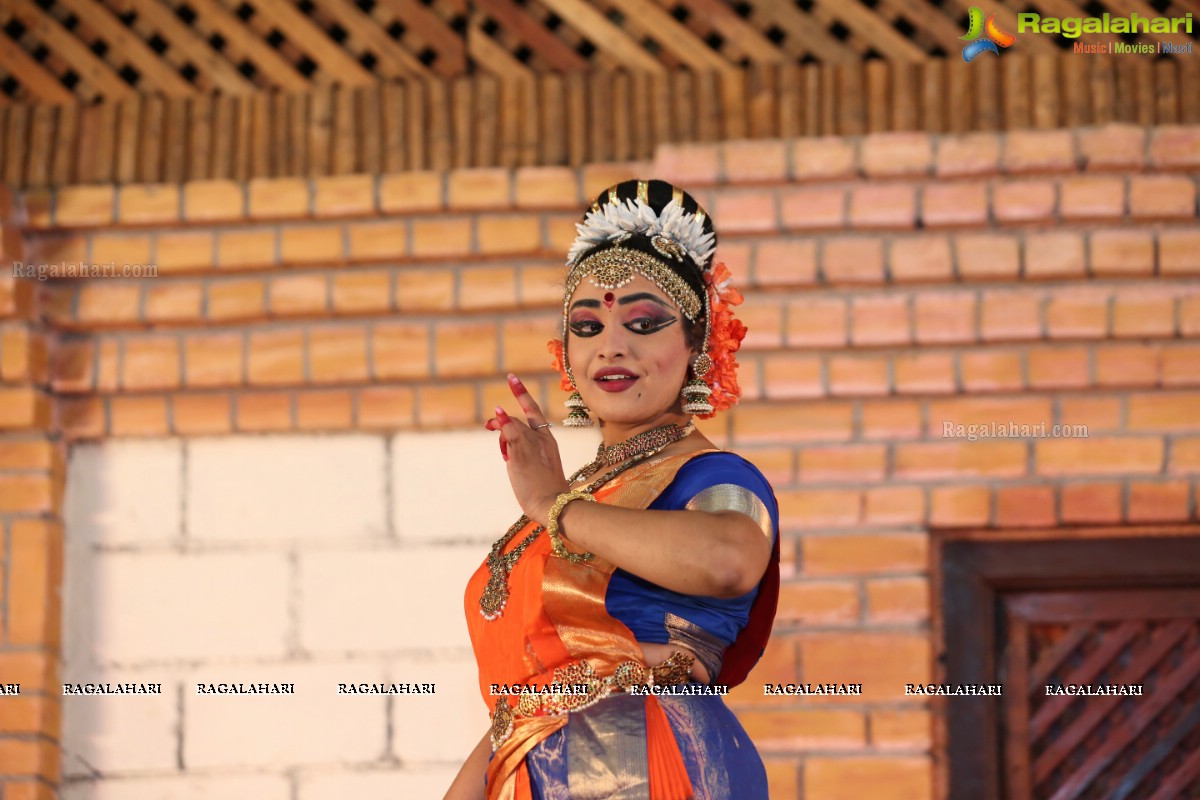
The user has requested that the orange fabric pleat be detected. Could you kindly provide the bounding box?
[645,695,695,800]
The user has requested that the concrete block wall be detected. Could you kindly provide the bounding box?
[0,123,1198,798]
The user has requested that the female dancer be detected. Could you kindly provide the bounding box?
[446,179,779,800]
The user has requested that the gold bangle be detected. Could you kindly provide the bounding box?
[546,490,596,562]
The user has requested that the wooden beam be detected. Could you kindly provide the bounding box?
[318,0,434,79]
[467,19,534,80]
[244,0,375,86]
[54,0,196,95]
[813,0,928,61]
[178,0,310,91]
[605,0,732,72]
[109,0,256,94]
[8,0,132,99]
[372,0,467,76]
[0,40,75,104]
[666,0,786,64]
[750,2,857,63]
[535,0,664,72]
[475,0,590,71]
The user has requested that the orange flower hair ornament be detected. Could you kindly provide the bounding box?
[546,261,746,419]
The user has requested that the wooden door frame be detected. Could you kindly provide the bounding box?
[930,525,1200,800]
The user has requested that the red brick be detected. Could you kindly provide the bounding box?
[183,331,242,388]
[501,315,558,374]
[91,232,152,267]
[723,139,788,182]
[1128,480,1190,522]
[96,339,119,391]
[433,320,498,378]
[914,292,974,343]
[216,229,275,269]
[346,221,407,261]
[76,283,141,326]
[1170,438,1200,475]
[514,166,577,209]
[782,297,849,347]
[928,396,1053,432]
[959,349,1023,391]
[309,326,369,383]
[416,383,477,427]
[358,385,416,430]
[921,182,987,228]
[993,179,1056,224]
[122,336,180,391]
[996,484,1055,527]
[1090,230,1154,276]
[379,172,443,213]
[754,239,817,287]
[447,168,511,210]
[764,761,800,799]
[331,272,392,315]
[395,269,454,312]
[894,352,955,394]
[313,174,375,217]
[762,354,822,399]
[1160,230,1200,276]
[21,189,53,229]
[739,709,864,751]
[864,485,925,525]
[1028,346,1089,389]
[183,180,245,222]
[1149,126,1200,169]
[119,184,181,224]
[802,533,926,576]
[1058,396,1121,431]
[248,177,308,218]
[870,709,932,749]
[247,329,304,386]
[543,214,576,256]
[6,517,60,642]
[866,577,929,623]
[1022,231,1089,278]
[654,142,720,185]
[894,440,1026,479]
[777,580,860,625]
[1163,345,1200,387]
[1128,393,1200,431]
[799,444,886,482]
[580,162,650,200]
[1184,295,1200,337]
[519,263,567,306]
[823,237,884,284]
[727,637,798,707]
[735,401,853,444]
[1095,343,1160,387]
[269,274,328,317]
[860,132,931,177]
[235,391,293,431]
[1004,129,1076,173]
[850,295,908,346]
[144,281,203,323]
[1079,124,1145,170]
[1112,288,1176,338]
[410,218,472,259]
[0,326,46,384]
[984,292,1041,343]
[280,225,344,264]
[791,137,856,180]
[1061,481,1122,524]
[738,295,785,349]
[54,185,114,226]
[0,740,60,783]
[208,279,265,322]
[1045,288,1108,339]
[828,355,888,396]
[929,485,989,526]
[478,215,542,255]
[0,471,52,512]
[778,488,862,528]
[956,233,1020,280]
[889,235,953,282]
[0,439,55,471]
[713,190,778,234]
[60,397,105,439]
[1037,435,1164,475]
[936,132,1001,177]
[296,388,354,430]
[778,187,845,230]
[800,634,931,701]
[850,184,916,229]
[861,399,921,439]
[109,395,169,436]
[172,393,234,435]
[1059,175,1125,220]
[1129,175,1195,220]
[373,321,431,380]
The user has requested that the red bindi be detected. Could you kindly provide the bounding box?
[603,291,615,308]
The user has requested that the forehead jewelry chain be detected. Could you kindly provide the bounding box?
[479,422,694,621]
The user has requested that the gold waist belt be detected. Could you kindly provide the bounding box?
[489,651,694,751]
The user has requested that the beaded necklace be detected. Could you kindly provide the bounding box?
[479,422,695,621]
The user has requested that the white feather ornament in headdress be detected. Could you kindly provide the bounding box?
[566,197,716,269]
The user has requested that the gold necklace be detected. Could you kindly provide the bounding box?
[478,424,694,621]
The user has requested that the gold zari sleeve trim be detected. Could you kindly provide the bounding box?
[685,484,773,540]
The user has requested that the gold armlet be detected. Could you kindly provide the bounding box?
[546,490,596,562]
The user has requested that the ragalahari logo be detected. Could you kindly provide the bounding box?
[961,7,1016,61]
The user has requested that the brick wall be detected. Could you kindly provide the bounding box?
[1,123,1198,799]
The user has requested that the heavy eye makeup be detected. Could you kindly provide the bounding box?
[568,306,677,337]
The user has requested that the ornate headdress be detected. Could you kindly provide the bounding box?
[549,179,746,422]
